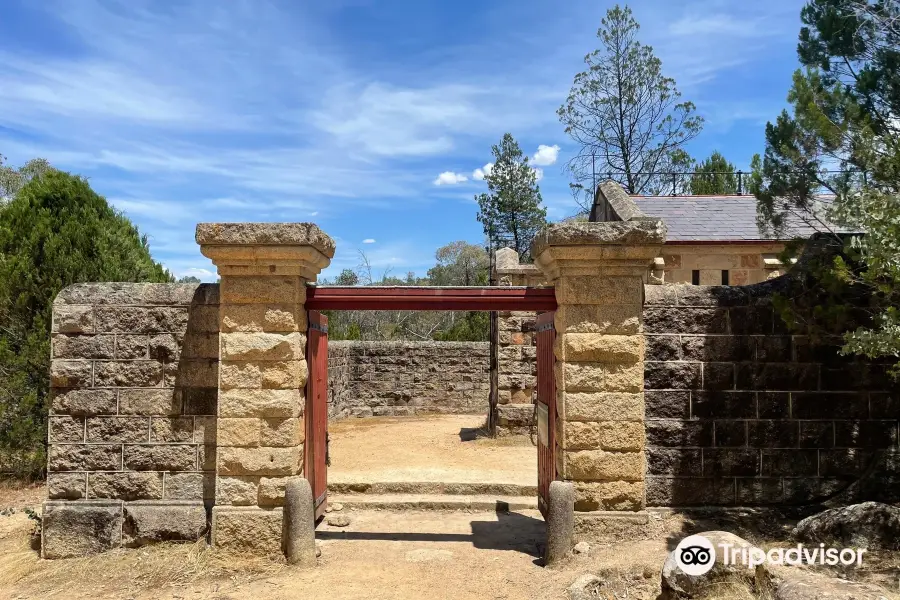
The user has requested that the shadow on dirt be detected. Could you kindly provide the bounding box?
[317,506,544,558]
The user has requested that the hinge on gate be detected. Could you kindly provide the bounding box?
[325,431,331,467]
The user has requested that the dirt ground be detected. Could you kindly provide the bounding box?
[329,414,536,486]
[2,484,899,599]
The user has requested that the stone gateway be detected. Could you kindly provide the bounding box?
[41,219,900,558]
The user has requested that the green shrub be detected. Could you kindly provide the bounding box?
[0,170,171,477]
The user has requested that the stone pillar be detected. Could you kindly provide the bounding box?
[492,248,547,435]
[531,219,665,541]
[197,223,334,553]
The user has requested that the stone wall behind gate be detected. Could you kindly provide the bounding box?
[643,283,900,507]
[327,341,489,418]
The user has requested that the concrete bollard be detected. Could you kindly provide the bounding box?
[282,477,317,567]
[545,480,574,566]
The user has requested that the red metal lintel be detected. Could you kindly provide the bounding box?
[305,286,557,311]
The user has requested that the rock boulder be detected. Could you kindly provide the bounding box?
[792,502,900,551]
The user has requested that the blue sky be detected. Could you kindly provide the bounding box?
[0,0,804,281]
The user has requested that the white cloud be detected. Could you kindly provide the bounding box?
[472,162,494,180]
[362,238,376,244]
[433,171,468,185]
[533,167,544,181]
[180,267,215,279]
[531,144,560,166]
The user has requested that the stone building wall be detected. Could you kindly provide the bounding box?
[659,243,788,286]
[44,283,218,558]
[326,341,489,418]
[643,283,900,507]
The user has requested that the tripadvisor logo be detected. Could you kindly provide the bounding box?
[675,535,717,576]
[675,534,867,576]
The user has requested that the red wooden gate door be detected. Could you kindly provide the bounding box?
[535,311,557,518]
[305,310,329,519]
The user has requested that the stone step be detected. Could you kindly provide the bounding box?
[327,493,538,512]
[328,481,537,496]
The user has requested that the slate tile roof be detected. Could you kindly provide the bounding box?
[631,195,842,242]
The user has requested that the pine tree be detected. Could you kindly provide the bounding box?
[691,151,738,195]
[476,133,548,261]
[0,169,172,476]
[558,4,703,205]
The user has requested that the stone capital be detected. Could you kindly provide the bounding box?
[196,223,335,279]
[532,220,666,281]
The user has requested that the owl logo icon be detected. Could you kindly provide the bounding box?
[674,535,716,576]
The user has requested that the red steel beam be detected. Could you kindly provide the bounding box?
[305,286,557,311]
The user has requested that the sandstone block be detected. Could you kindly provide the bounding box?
[260,418,302,447]
[216,476,260,505]
[221,360,307,390]
[124,444,197,471]
[559,334,643,363]
[258,476,289,506]
[50,360,92,388]
[48,444,122,471]
[218,418,261,447]
[123,503,208,547]
[50,389,117,416]
[47,472,86,499]
[187,305,220,333]
[562,363,605,392]
[49,416,85,442]
[564,450,645,481]
[563,421,645,452]
[52,334,115,359]
[94,306,189,334]
[199,444,216,471]
[52,305,94,333]
[173,359,219,388]
[118,389,181,416]
[149,333,182,361]
[115,335,149,359]
[574,481,644,511]
[181,388,218,416]
[212,507,283,554]
[220,275,303,305]
[87,416,151,443]
[93,361,163,387]
[194,416,216,444]
[150,417,194,442]
[219,389,301,418]
[221,304,306,333]
[605,362,644,393]
[182,332,219,359]
[562,392,644,422]
[88,472,163,500]
[556,276,643,305]
[42,500,123,559]
[164,472,213,500]
[221,332,305,361]
[218,446,299,477]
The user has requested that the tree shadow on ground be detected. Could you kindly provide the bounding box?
[316,505,544,558]
[458,425,491,442]
[660,506,818,553]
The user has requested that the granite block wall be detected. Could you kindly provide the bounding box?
[326,341,489,418]
[643,283,900,507]
[44,283,218,556]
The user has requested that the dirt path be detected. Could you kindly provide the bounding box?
[329,415,536,486]
[1,507,668,600]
